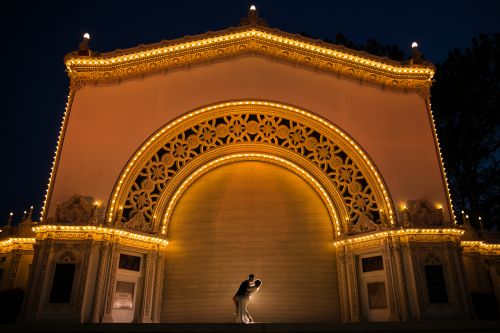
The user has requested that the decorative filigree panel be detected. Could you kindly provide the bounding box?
[112,105,391,235]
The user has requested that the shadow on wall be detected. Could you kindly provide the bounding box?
[0,288,24,323]
[471,292,498,320]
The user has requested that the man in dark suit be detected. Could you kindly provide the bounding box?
[233,274,255,314]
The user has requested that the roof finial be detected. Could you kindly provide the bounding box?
[410,41,423,65]
[240,4,268,27]
[78,32,92,56]
[26,205,34,222]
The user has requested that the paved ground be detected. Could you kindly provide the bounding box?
[1,321,500,333]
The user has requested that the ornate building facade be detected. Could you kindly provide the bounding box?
[1,7,499,323]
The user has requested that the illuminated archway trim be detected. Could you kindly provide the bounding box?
[157,151,344,237]
[106,100,396,234]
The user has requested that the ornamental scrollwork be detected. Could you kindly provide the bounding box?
[350,213,381,234]
[118,112,383,234]
[402,199,444,227]
[53,195,98,225]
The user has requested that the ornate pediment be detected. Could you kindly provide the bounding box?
[54,195,97,225]
[64,25,433,91]
[402,199,444,227]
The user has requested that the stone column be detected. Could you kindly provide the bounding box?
[345,248,360,322]
[138,250,156,323]
[90,240,110,323]
[448,242,473,319]
[34,240,55,322]
[76,240,93,319]
[101,242,120,323]
[392,238,409,320]
[407,242,422,320]
[8,251,22,289]
[335,246,350,322]
[383,239,400,321]
[151,251,166,323]
[19,242,42,321]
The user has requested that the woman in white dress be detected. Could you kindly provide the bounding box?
[237,279,262,323]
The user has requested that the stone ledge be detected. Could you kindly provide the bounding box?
[1,321,499,333]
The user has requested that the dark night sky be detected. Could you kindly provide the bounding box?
[0,0,499,224]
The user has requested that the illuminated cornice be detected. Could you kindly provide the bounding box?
[461,240,500,255]
[33,225,169,249]
[0,237,36,253]
[65,26,434,90]
[333,228,464,247]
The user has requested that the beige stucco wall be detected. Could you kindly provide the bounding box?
[49,55,449,222]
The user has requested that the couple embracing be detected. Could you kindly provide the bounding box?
[232,274,262,323]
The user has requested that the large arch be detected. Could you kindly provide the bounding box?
[161,160,340,322]
[106,100,395,237]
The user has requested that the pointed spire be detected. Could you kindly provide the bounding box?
[27,205,34,222]
[1,212,14,237]
[240,4,268,27]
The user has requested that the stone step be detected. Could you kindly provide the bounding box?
[1,322,499,333]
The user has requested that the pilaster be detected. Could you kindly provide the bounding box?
[90,240,110,323]
[101,242,120,323]
[151,251,165,323]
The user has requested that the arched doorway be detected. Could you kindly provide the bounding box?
[161,161,340,322]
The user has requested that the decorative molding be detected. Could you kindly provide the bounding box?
[423,92,457,224]
[0,237,35,254]
[402,199,444,227]
[107,101,395,237]
[333,228,464,248]
[124,211,151,233]
[350,213,380,234]
[32,225,168,250]
[56,247,81,263]
[461,241,500,255]
[64,27,434,91]
[155,150,344,236]
[52,194,97,225]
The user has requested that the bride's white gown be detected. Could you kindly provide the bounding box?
[236,283,261,323]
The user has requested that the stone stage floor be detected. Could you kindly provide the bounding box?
[1,321,500,333]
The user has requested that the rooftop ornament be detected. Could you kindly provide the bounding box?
[240,4,268,27]
[78,32,91,56]
[411,41,424,65]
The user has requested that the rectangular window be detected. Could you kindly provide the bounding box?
[113,281,135,309]
[362,255,384,273]
[425,265,449,303]
[49,264,76,303]
[367,282,388,309]
[118,254,141,272]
